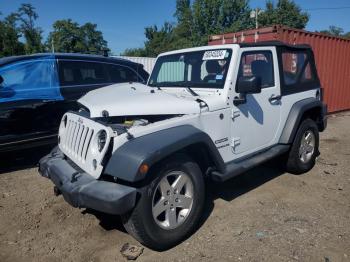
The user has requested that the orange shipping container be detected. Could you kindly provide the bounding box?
[208,25,350,113]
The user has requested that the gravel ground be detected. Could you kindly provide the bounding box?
[0,113,349,262]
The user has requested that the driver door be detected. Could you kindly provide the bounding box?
[230,47,282,159]
[0,57,63,147]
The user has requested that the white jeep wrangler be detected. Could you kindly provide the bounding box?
[39,41,327,250]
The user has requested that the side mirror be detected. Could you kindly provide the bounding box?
[233,76,262,106]
[236,76,261,94]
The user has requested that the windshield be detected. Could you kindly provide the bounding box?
[148,49,232,89]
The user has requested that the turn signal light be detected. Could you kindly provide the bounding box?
[139,164,149,175]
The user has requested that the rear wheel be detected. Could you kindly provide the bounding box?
[286,118,319,174]
[121,154,205,250]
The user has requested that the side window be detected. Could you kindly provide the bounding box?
[108,64,139,83]
[58,60,108,86]
[0,58,62,102]
[237,51,274,88]
[282,51,315,86]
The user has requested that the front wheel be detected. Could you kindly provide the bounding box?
[121,154,205,250]
[286,118,319,174]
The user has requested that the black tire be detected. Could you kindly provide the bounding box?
[121,154,205,250]
[286,118,319,174]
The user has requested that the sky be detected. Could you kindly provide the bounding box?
[1,0,350,55]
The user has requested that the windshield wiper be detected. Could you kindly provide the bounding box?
[149,81,199,96]
[148,83,162,90]
[186,87,199,96]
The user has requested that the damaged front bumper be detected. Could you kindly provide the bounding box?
[38,147,137,215]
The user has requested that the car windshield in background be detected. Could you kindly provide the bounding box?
[148,49,232,89]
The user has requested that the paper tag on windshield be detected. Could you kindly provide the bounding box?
[203,50,227,60]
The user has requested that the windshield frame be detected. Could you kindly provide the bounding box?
[148,48,232,89]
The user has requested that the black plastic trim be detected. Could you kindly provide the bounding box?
[279,98,327,144]
[211,144,290,182]
[104,125,225,182]
[38,147,137,215]
[239,41,312,50]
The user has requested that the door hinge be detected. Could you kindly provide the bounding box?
[231,137,241,151]
[231,109,240,120]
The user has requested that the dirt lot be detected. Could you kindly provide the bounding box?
[1,113,349,262]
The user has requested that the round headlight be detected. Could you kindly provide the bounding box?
[97,130,107,152]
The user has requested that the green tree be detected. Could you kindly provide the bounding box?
[192,0,252,45]
[123,22,174,57]
[123,47,147,57]
[258,0,309,29]
[144,22,175,57]
[47,19,108,53]
[320,26,344,36]
[319,26,350,39]
[81,22,108,53]
[123,0,252,56]
[18,3,44,53]
[172,0,194,48]
[220,0,253,32]
[0,13,25,57]
[47,19,81,53]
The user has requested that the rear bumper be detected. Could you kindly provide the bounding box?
[38,147,137,215]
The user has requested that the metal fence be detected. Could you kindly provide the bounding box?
[112,56,156,74]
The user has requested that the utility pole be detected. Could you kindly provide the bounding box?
[250,8,263,29]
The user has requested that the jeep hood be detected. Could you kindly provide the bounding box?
[78,82,201,117]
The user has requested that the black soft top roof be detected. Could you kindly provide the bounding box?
[0,53,141,68]
[239,41,312,50]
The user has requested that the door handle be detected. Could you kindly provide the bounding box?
[268,94,281,103]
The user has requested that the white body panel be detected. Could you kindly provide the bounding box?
[58,44,319,178]
[229,47,282,157]
[79,82,201,118]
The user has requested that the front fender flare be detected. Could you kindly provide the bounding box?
[104,125,225,182]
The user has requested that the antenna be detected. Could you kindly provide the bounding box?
[51,39,55,53]
[103,48,108,57]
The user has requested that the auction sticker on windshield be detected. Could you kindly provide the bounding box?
[203,50,227,60]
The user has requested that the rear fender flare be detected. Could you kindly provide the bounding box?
[279,98,326,144]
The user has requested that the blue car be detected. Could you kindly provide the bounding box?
[0,53,149,152]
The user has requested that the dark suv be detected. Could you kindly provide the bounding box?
[0,53,149,152]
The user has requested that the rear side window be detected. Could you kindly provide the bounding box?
[280,48,319,95]
[58,60,108,86]
[0,57,63,102]
[107,64,140,83]
[237,51,274,88]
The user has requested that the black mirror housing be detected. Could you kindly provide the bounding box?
[236,76,262,94]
